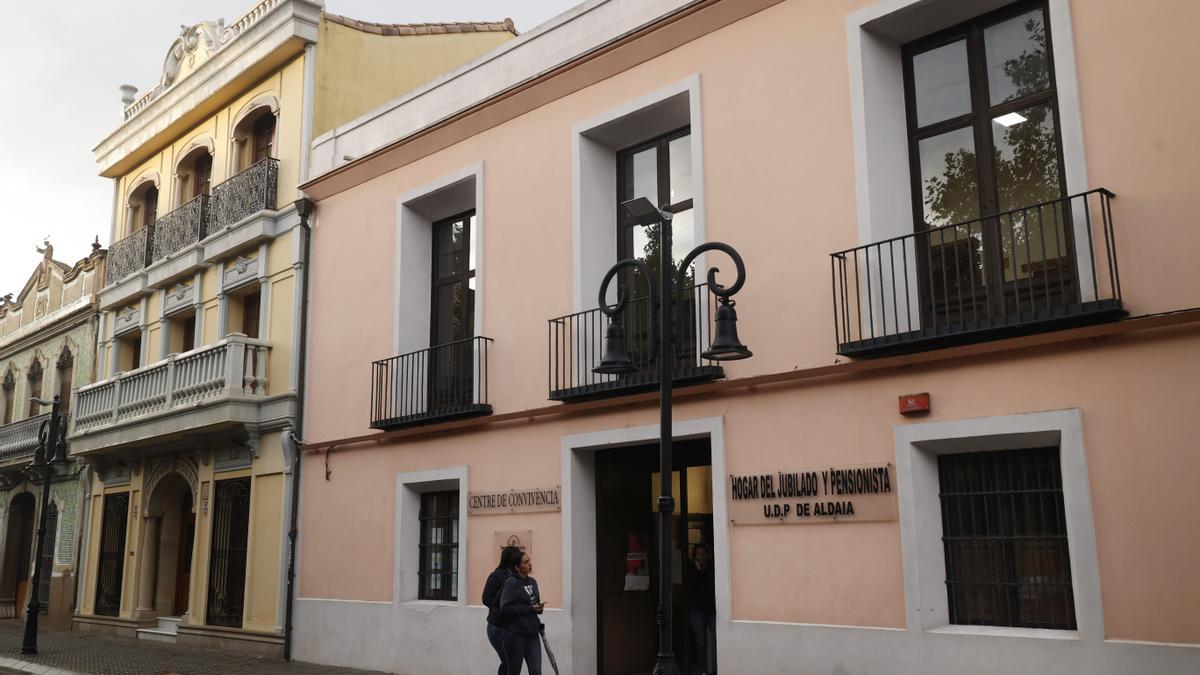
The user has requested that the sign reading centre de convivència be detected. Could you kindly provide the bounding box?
[468,486,561,515]
[728,464,896,524]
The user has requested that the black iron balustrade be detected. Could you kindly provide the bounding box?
[105,226,154,285]
[370,336,493,430]
[151,194,210,262]
[208,157,279,232]
[548,283,722,401]
[831,189,1125,357]
[0,413,57,466]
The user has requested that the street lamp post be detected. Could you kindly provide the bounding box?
[594,197,751,675]
[22,394,68,655]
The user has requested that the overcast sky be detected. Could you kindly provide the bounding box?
[0,0,574,298]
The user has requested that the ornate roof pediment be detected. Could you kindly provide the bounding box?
[162,20,240,91]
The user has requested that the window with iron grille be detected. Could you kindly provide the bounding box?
[938,447,1075,629]
[418,491,459,601]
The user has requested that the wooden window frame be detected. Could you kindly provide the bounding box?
[428,210,476,348]
[417,490,460,601]
[902,0,1067,230]
[615,126,694,265]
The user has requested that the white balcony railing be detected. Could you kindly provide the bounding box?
[73,335,270,435]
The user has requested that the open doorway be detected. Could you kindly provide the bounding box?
[595,438,715,675]
[142,473,195,618]
[0,492,35,617]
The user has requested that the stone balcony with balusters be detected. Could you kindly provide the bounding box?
[67,334,293,455]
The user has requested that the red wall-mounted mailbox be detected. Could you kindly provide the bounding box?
[899,393,931,415]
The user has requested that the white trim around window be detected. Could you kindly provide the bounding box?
[570,74,706,312]
[393,466,469,605]
[846,0,1088,248]
[893,409,1100,639]
[392,162,485,358]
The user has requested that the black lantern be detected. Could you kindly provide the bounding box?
[702,298,752,361]
[595,317,635,374]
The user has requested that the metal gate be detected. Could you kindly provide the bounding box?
[38,502,57,610]
[94,493,129,617]
[206,477,250,627]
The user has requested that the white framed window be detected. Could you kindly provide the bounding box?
[893,409,1102,640]
[571,74,706,312]
[394,467,468,604]
[392,163,485,357]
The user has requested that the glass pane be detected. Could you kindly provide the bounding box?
[992,103,1064,282]
[985,9,1050,105]
[917,126,980,227]
[672,208,697,283]
[620,146,658,203]
[436,221,464,279]
[433,282,471,344]
[668,134,692,204]
[912,40,971,127]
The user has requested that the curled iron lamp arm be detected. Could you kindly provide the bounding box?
[597,257,658,354]
[674,241,747,300]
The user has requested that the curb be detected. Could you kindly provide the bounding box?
[0,655,87,675]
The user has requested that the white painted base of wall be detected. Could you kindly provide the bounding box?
[292,598,566,674]
[293,596,1198,675]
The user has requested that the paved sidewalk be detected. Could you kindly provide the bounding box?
[0,620,388,675]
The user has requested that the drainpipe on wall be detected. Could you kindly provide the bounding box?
[283,197,314,661]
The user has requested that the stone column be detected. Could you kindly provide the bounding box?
[136,515,161,613]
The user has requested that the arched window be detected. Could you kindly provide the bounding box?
[26,359,43,418]
[56,347,73,413]
[1,369,14,425]
[176,146,214,204]
[251,114,275,164]
[231,104,278,172]
[127,180,160,233]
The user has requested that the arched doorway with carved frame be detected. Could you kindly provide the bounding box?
[136,465,198,621]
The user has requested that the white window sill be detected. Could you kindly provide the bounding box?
[926,624,1080,641]
[399,599,464,610]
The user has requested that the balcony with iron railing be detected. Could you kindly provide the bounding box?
[209,157,279,233]
[0,412,60,469]
[548,283,723,402]
[105,226,155,286]
[830,189,1125,358]
[151,194,210,263]
[103,158,280,288]
[370,336,493,430]
[69,335,273,453]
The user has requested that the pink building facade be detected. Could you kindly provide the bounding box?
[293,0,1200,673]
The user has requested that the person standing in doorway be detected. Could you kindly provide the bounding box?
[686,543,717,674]
[484,546,524,675]
[499,552,545,675]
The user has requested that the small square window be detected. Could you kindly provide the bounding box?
[937,446,1076,629]
[418,490,460,601]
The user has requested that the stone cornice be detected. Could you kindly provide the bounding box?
[0,301,96,362]
[93,0,322,177]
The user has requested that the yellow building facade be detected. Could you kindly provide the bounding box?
[68,0,514,655]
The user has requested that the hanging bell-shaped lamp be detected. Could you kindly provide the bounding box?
[594,317,636,374]
[702,298,752,361]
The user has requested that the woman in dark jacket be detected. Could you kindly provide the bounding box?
[499,552,545,675]
[483,546,524,675]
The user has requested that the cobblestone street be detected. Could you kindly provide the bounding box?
[0,620,387,675]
